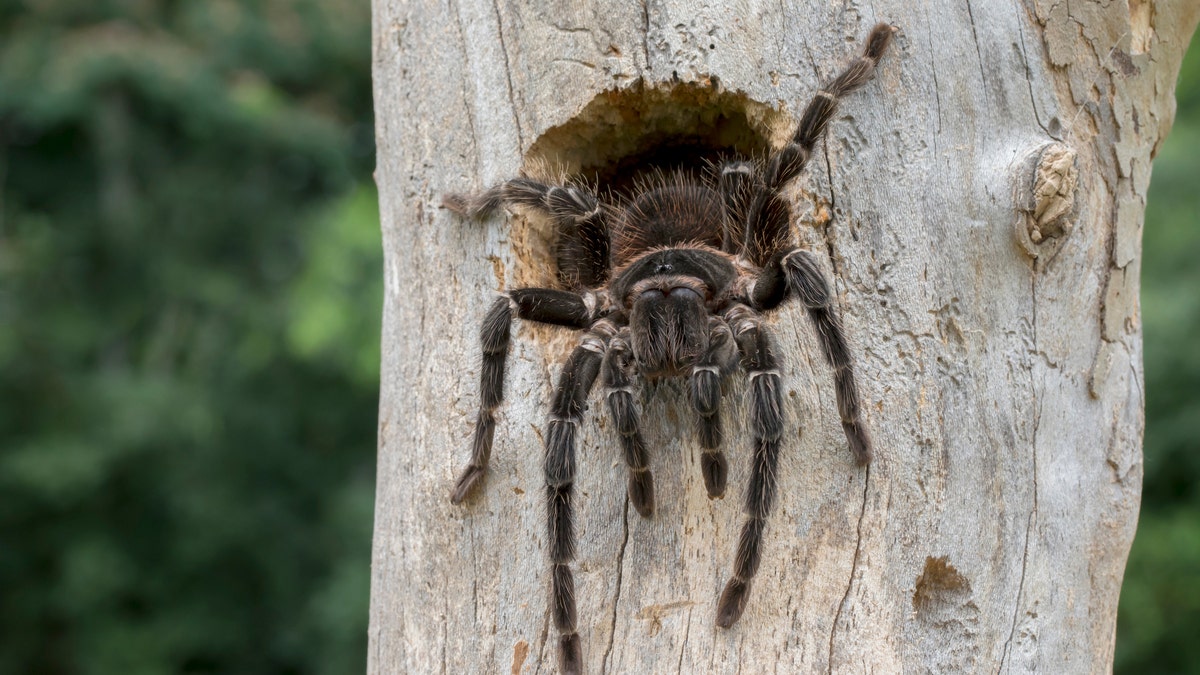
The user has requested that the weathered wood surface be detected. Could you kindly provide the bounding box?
[369,1,1198,672]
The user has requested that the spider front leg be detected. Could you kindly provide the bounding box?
[601,326,655,517]
[741,23,894,264]
[690,316,739,498]
[716,304,784,628]
[450,288,594,504]
[752,248,871,464]
[765,23,893,191]
[545,318,617,675]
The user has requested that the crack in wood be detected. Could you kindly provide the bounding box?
[675,608,693,673]
[639,0,652,70]
[441,583,449,674]
[924,6,945,138]
[1011,0,1055,136]
[964,0,990,88]
[997,275,1043,674]
[533,602,551,675]
[601,497,631,674]
[827,465,870,674]
[449,2,483,181]
[490,0,525,150]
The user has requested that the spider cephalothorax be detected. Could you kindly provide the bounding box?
[446,23,893,675]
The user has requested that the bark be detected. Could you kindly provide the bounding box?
[368,1,1198,673]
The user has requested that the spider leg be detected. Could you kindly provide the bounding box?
[717,161,754,254]
[690,316,739,498]
[450,288,596,504]
[715,304,784,628]
[444,178,611,289]
[766,22,893,190]
[601,325,655,517]
[545,318,617,675]
[743,23,893,264]
[751,248,871,464]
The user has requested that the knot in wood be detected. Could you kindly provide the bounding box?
[1013,142,1079,261]
[1031,144,1078,241]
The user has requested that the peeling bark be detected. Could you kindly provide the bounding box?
[369,1,1198,672]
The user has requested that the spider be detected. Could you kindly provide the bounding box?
[445,23,893,674]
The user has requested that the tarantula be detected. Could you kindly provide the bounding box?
[446,23,893,674]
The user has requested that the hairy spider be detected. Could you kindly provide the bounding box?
[446,23,893,674]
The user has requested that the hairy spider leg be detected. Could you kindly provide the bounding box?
[601,326,655,517]
[767,22,893,191]
[717,161,753,254]
[740,22,894,264]
[716,305,785,628]
[752,248,872,464]
[444,177,611,289]
[450,288,594,504]
[545,318,618,675]
[690,316,740,498]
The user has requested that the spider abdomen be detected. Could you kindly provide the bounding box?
[615,183,725,261]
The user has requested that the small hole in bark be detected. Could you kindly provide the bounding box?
[913,555,971,615]
[910,557,983,669]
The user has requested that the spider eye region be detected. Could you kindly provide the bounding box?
[611,248,737,308]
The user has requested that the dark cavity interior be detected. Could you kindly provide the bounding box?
[525,80,789,198]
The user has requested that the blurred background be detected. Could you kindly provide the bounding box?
[0,3,1193,673]
[0,1,377,674]
[1115,30,1200,675]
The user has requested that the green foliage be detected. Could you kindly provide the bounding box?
[1138,120,1200,508]
[287,185,383,389]
[1115,34,1200,675]
[0,1,377,674]
[1119,509,1200,673]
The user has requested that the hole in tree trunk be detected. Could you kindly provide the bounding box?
[523,79,792,198]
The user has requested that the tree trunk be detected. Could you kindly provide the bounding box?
[368,1,1198,673]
